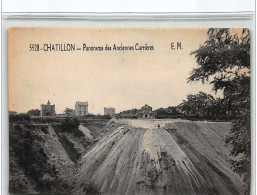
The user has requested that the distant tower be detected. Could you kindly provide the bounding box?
[40,100,55,116]
[104,107,116,118]
[75,101,88,116]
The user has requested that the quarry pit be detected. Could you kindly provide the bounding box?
[9,118,244,195]
[77,119,243,195]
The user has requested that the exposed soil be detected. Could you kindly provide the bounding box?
[9,119,109,194]
[76,119,244,195]
[9,118,244,195]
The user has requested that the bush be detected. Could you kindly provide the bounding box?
[9,114,30,123]
[60,118,80,132]
[9,122,74,194]
[82,181,100,194]
[31,117,59,124]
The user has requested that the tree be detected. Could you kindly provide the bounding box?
[27,109,40,116]
[180,91,227,119]
[188,28,250,194]
[64,108,75,117]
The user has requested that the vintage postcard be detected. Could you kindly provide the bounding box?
[8,28,250,194]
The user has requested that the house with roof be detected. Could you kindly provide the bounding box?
[138,104,155,118]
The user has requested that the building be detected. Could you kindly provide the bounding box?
[104,107,115,118]
[9,111,17,115]
[40,100,55,116]
[64,108,75,117]
[75,101,88,116]
[138,104,155,118]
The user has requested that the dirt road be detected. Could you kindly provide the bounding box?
[77,119,243,195]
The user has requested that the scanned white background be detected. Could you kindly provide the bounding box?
[2,0,255,12]
[1,1,256,195]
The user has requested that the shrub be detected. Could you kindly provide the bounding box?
[60,118,80,132]
[9,114,30,123]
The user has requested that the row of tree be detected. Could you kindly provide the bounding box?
[155,91,235,121]
[179,91,228,120]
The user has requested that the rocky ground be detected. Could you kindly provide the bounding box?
[9,118,244,195]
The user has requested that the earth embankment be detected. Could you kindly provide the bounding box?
[77,119,243,195]
[9,118,109,194]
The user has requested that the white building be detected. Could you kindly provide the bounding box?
[104,107,115,118]
[75,101,88,116]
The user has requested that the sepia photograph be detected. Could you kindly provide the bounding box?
[8,28,250,195]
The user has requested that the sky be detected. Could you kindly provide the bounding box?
[9,27,223,114]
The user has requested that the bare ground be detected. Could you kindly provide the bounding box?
[76,119,244,195]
